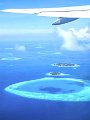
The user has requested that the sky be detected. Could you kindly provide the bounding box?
[0,0,90,51]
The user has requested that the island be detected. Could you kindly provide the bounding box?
[51,63,80,67]
[46,72,70,77]
[1,57,22,61]
[47,72,61,76]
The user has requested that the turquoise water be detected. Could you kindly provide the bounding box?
[0,39,90,120]
[5,78,90,101]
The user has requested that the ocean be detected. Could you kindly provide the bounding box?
[0,38,90,120]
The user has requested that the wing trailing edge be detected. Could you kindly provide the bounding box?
[0,5,90,25]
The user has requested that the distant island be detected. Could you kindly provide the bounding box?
[46,72,70,77]
[51,63,80,67]
[1,57,22,61]
[47,72,61,76]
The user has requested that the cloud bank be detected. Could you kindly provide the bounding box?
[0,28,54,35]
[56,26,90,51]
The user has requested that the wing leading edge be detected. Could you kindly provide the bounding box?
[1,5,90,25]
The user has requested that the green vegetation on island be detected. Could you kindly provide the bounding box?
[46,72,70,76]
[52,63,79,67]
[47,72,62,76]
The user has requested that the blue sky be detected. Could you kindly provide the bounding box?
[0,0,90,42]
[0,0,89,9]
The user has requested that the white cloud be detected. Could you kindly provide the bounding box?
[15,44,26,52]
[70,26,90,40]
[56,26,90,51]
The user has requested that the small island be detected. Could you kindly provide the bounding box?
[48,72,61,76]
[1,57,22,61]
[46,72,69,77]
[51,63,80,67]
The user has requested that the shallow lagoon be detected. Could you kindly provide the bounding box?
[5,77,90,101]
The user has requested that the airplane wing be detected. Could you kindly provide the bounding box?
[1,5,90,25]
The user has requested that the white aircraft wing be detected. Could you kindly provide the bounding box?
[1,5,90,25]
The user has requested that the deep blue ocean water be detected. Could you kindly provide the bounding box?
[0,39,90,120]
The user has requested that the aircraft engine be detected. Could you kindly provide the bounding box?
[52,17,78,25]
